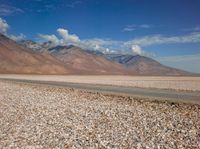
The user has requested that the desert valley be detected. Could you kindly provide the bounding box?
[0,0,200,148]
[0,33,194,76]
[0,31,200,148]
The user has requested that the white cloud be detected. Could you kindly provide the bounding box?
[10,33,26,41]
[125,32,200,47]
[57,28,80,44]
[0,4,23,16]
[38,30,120,53]
[123,25,137,32]
[38,27,200,55]
[0,17,9,34]
[39,34,60,45]
[39,28,81,47]
[0,17,26,41]
[123,24,151,32]
[79,41,105,52]
[80,38,123,53]
[131,45,145,55]
[81,38,114,49]
[123,25,136,32]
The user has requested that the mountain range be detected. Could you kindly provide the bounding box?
[0,33,193,75]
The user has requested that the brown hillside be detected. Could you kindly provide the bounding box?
[0,34,71,74]
[48,45,133,75]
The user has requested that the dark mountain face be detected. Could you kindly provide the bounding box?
[105,54,161,66]
[19,40,59,53]
[104,54,192,76]
[48,45,76,53]
[105,54,137,64]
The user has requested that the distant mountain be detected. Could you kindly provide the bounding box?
[19,40,43,51]
[0,34,71,74]
[105,54,192,76]
[18,40,194,76]
[48,45,133,75]
[19,40,53,52]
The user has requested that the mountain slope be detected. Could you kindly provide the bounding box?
[19,40,194,76]
[48,45,133,75]
[105,54,191,76]
[0,34,71,74]
[19,40,43,52]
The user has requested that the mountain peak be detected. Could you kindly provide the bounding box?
[104,53,191,76]
[17,39,194,76]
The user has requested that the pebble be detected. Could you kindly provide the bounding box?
[0,81,200,148]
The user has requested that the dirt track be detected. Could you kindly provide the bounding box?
[1,78,200,105]
[0,75,200,91]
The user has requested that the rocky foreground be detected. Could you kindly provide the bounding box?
[0,81,200,149]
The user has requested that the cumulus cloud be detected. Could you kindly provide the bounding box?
[131,45,145,55]
[39,28,80,46]
[0,17,26,41]
[39,30,118,53]
[80,38,124,53]
[38,27,200,55]
[0,17,9,34]
[39,34,60,45]
[10,33,26,41]
[57,28,80,44]
[79,41,106,53]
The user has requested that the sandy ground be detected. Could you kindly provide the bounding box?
[0,80,200,148]
[0,75,200,92]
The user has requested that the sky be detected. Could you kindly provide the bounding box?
[0,0,200,73]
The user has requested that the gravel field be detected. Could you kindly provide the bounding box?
[0,81,200,149]
[1,75,200,91]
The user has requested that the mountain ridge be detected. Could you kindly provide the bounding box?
[105,54,192,76]
[47,45,133,75]
[5,38,195,76]
[0,34,133,75]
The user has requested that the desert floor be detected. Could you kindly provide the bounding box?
[0,80,200,148]
[0,75,200,92]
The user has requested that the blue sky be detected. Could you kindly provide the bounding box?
[0,0,200,73]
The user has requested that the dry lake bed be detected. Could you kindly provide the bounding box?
[1,75,200,91]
